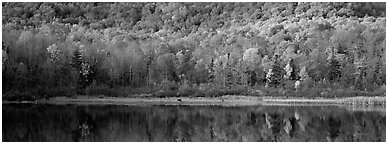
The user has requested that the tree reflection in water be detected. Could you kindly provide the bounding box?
[2,104,385,142]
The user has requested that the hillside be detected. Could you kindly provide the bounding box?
[2,2,386,100]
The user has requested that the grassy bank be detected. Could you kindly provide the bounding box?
[3,82,385,102]
[261,96,386,105]
[3,95,385,113]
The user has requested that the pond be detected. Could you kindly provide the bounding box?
[2,103,385,142]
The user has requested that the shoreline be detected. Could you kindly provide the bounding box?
[3,95,385,107]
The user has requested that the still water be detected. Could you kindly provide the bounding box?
[2,103,385,142]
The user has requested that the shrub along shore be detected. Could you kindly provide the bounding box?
[3,95,385,109]
[2,81,385,101]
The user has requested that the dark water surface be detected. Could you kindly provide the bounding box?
[2,103,385,142]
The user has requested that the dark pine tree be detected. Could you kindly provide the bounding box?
[71,49,88,90]
[327,57,341,82]
[269,54,283,87]
[289,59,299,80]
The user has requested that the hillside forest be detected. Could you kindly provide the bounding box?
[2,2,386,100]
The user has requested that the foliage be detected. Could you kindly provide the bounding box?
[85,83,120,97]
[2,2,386,99]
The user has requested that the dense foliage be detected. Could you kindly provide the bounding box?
[2,2,386,99]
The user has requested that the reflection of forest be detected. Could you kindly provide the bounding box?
[2,104,385,142]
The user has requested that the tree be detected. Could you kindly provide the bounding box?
[243,47,264,86]
[71,48,90,89]
[155,53,178,83]
[326,51,341,82]
[213,54,229,87]
[267,54,283,87]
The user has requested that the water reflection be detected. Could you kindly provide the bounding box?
[2,104,385,142]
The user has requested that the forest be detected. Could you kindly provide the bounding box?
[2,2,386,100]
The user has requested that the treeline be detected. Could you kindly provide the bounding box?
[2,2,386,32]
[2,2,386,100]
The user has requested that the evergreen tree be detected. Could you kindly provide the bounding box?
[267,54,282,87]
[327,55,341,82]
[207,58,215,83]
[71,49,89,90]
